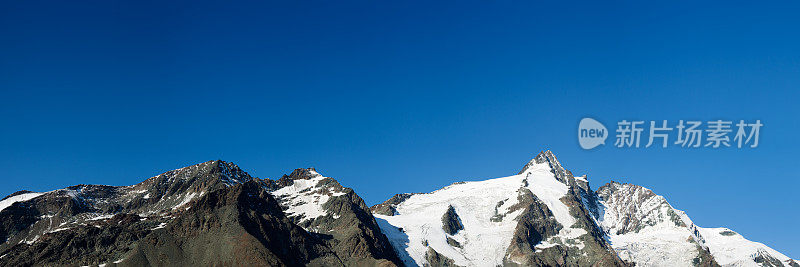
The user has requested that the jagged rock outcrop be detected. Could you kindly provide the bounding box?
[503,188,562,266]
[371,193,416,216]
[441,205,463,236]
[425,247,461,267]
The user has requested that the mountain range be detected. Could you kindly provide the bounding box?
[0,151,795,267]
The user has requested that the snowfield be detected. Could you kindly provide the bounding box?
[604,222,700,266]
[375,159,584,267]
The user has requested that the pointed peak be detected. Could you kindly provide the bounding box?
[518,150,573,184]
[213,160,253,185]
[518,150,561,174]
[213,160,244,172]
[285,168,323,180]
[534,150,560,165]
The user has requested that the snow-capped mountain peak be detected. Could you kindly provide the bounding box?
[519,150,575,186]
[372,151,626,266]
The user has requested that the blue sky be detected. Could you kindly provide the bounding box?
[1,0,798,258]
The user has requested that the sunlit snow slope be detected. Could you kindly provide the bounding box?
[699,227,799,267]
[374,151,586,266]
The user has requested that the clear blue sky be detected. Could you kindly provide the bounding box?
[1,0,798,258]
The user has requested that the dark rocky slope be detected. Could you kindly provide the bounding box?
[0,161,399,267]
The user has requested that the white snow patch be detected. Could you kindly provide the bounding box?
[47,227,72,234]
[0,192,44,212]
[23,235,40,245]
[62,189,79,199]
[172,192,202,210]
[273,176,343,223]
[152,222,167,230]
[307,169,322,177]
[86,214,114,221]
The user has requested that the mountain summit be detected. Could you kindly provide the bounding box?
[0,152,796,267]
[371,150,625,266]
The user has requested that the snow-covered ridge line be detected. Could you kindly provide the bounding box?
[0,192,44,213]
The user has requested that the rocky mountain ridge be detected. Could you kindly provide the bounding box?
[0,160,398,266]
[0,152,796,267]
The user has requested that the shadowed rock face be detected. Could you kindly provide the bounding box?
[120,181,342,266]
[503,152,630,267]
[264,168,401,266]
[694,245,720,267]
[441,205,463,236]
[425,247,461,267]
[503,187,563,266]
[0,162,400,267]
